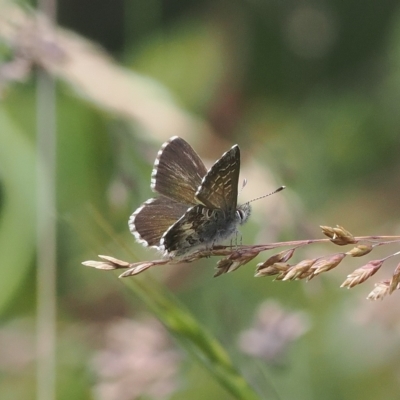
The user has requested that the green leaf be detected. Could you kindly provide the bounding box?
[0,108,36,315]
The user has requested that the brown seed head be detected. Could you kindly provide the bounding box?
[215,251,259,277]
[283,259,316,281]
[255,262,291,278]
[367,281,390,301]
[320,225,335,238]
[256,249,295,272]
[341,259,383,289]
[119,262,157,277]
[346,244,373,257]
[389,263,400,294]
[82,255,131,270]
[311,253,346,276]
[320,225,357,245]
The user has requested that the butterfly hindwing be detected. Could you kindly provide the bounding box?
[129,196,188,248]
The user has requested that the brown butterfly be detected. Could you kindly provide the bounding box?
[129,137,284,258]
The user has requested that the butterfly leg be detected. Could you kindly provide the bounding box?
[235,230,243,248]
[230,231,241,250]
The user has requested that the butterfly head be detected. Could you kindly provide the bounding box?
[237,203,251,225]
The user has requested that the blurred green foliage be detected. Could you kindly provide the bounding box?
[1,1,400,399]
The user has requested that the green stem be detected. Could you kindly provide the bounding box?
[122,276,261,400]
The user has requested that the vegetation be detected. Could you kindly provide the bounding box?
[1,1,400,399]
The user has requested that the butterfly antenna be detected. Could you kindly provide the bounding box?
[240,178,248,194]
[246,185,286,204]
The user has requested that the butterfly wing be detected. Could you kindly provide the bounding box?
[161,204,240,257]
[195,145,240,212]
[151,136,208,205]
[161,205,209,256]
[129,196,188,248]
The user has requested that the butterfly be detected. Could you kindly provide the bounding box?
[128,136,252,258]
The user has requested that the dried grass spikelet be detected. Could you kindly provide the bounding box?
[256,249,295,271]
[255,250,295,279]
[214,249,260,277]
[310,253,346,277]
[367,281,391,301]
[388,263,400,294]
[346,244,373,257]
[341,259,383,289]
[82,255,131,270]
[255,262,291,279]
[283,259,316,281]
[320,225,357,245]
[83,255,170,277]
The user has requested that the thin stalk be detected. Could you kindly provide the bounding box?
[36,62,57,400]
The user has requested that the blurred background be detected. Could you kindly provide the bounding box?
[1,0,400,399]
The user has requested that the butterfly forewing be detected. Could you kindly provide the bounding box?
[151,137,208,205]
[195,145,240,211]
[129,196,188,247]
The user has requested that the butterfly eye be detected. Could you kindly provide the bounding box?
[237,209,246,221]
[237,204,251,224]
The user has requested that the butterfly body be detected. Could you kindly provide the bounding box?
[161,204,250,257]
[129,136,251,258]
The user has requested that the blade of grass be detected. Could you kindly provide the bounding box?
[121,275,261,400]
